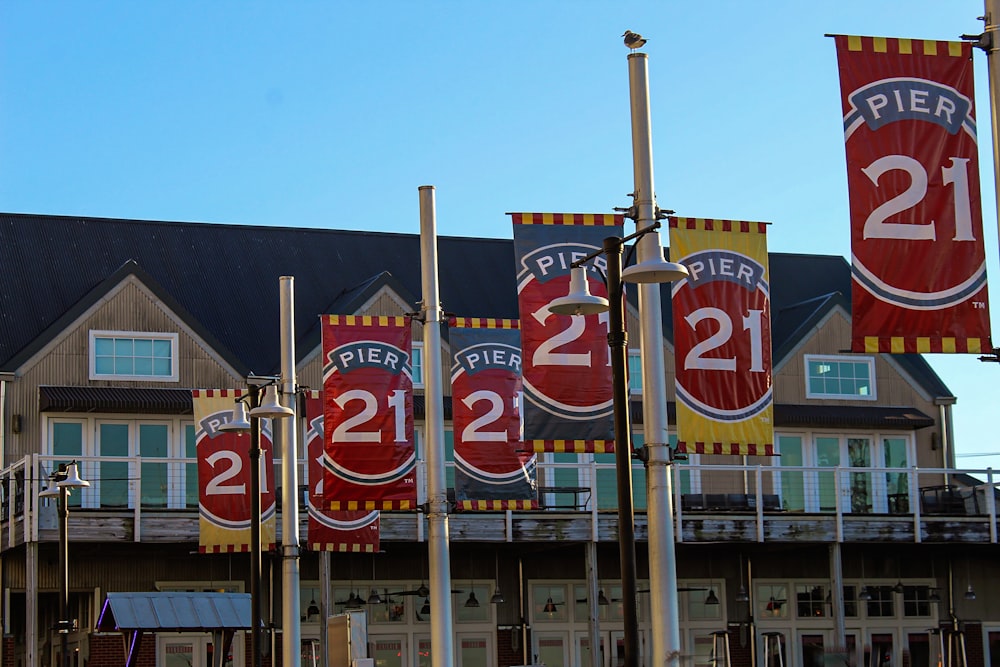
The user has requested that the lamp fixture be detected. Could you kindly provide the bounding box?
[964,584,976,601]
[858,586,873,601]
[306,599,320,618]
[543,597,558,614]
[465,591,480,608]
[619,245,689,284]
[38,477,61,499]
[736,553,749,603]
[598,590,610,606]
[929,588,942,603]
[420,598,430,615]
[548,266,609,316]
[250,384,295,418]
[490,550,504,604]
[367,589,383,605]
[704,589,720,606]
[964,558,976,600]
[219,399,251,433]
[58,462,91,489]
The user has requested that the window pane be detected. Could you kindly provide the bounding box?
[94,337,113,355]
[134,357,153,375]
[185,424,199,508]
[115,357,134,375]
[134,339,152,356]
[153,339,172,356]
[778,435,804,511]
[153,358,172,375]
[95,357,114,374]
[52,422,83,457]
[114,338,133,355]
[100,423,130,508]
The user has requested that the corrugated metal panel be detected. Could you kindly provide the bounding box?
[97,592,251,631]
[39,386,193,414]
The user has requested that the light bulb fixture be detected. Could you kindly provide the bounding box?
[929,588,941,603]
[38,477,61,499]
[736,585,749,603]
[307,599,319,617]
[548,266,609,316]
[367,589,382,605]
[490,589,505,605]
[417,582,429,598]
[219,398,251,433]
[598,590,610,606]
[704,589,720,605]
[543,597,557,614]
[893,581,905,595]
[859,586,873,601]
[249,383,295,418]
[58,462,90,489]
[490,550,504,604]
[465,591,480,608]
[420,598,430,615]
[964,584,976,601]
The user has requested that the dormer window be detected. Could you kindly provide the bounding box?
[804,354,875,400]
[89,331,179,382]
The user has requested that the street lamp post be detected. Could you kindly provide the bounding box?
[39,461,90,667]
[220,380,293,667]
[549,222,687,667]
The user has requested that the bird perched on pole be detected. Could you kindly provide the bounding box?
[623,30,646,51]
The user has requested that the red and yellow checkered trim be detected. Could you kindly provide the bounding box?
[451,317,519,329]
[528,439,613,454]
[509,212,623,226]
[669,217,768,234]
[456,499,538,511]
[312,543,376,553]
[860,336,990,354]
[325,314,408,327]
[840,35,966,58]
[676,442,775,457]
[330,499,415,511]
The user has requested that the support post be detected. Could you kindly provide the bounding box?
[605,236,640,667]
[249,387,263,667]
[419,185,455,667]
[628,49,682,667]
[279,276,302,667]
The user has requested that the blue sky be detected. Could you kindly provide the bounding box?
[3,1,999,471]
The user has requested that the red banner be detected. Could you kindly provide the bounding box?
[322,315,416,510]
[835,35,992,353]
[668,219,774,456]
[304,392,380,552]
[450,318,537,510]
[510,213,623,453]
[193,389,276,553]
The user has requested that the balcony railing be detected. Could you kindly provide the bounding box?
[3,454,998,543]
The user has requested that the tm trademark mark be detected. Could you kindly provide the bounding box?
[973,301,986,309]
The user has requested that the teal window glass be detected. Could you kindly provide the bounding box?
[444,429,455,492]
[411,345,423,386]
[139,424,169,508]
[627,350,642,394]
[806,356,874,398]
[595,432,646,511]
[884,437,909,514]
[816,437,840,512]
[93,334,174,378]
[99,423,130,507]
[778,435,804,512]
[52,422,84,507]
[185,424,199,508]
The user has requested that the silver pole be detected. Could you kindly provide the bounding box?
[585,542,602,667]
[279,276,302,667]
[319,551,331,667]
[628,51,682,667]
[829,544,846,650]
[419,185,455,667]
[984,0,1000,262]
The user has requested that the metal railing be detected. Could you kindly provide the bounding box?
[3,454,998,542]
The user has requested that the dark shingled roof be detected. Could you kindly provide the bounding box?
[0,212,951,400]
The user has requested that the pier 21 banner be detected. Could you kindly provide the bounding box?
[322,315,416,510]
[668,218,774,456]
[834,35,992,353]
[193,389,276,553]
[510,213,623,453]
[450,318,537,510]
[304,391,380,553]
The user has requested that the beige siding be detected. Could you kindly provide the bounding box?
[4,277,242,462]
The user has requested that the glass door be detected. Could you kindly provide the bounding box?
[457,633,492,667]
[866,632,896,667]
[799,633,827,667]
[575,631,605,667]
[157,633,237,667]
[535,633,570,667]
[373,635,407,667]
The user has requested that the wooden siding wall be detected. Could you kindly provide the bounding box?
[4,277,242,462]
[773,311,942,468]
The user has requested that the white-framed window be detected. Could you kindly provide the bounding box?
[89,330,179,381]
[411,342,424,388]
[804,354,875,400]
[628,350,642,394]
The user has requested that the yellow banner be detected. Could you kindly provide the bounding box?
[668,218,775,456]
[193,390,277,552]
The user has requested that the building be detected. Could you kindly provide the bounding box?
[0,212,997,667]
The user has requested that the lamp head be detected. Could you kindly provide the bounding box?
[250,384,294,419]
[464,591,480,608]
[39,478,61,498]
[57,462,90,489]
[490,589,505,604]
[620,247,689,284]
[548,266,609,316]
[219,399,252,433]
[704,589,720,605]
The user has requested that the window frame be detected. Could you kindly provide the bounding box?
[89,330,179,382]
[411,342,424,389]
[804,354,876,401]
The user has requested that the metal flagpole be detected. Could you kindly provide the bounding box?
[419,185,456,667]
[279,276,302,667]
[627,50,683,667]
